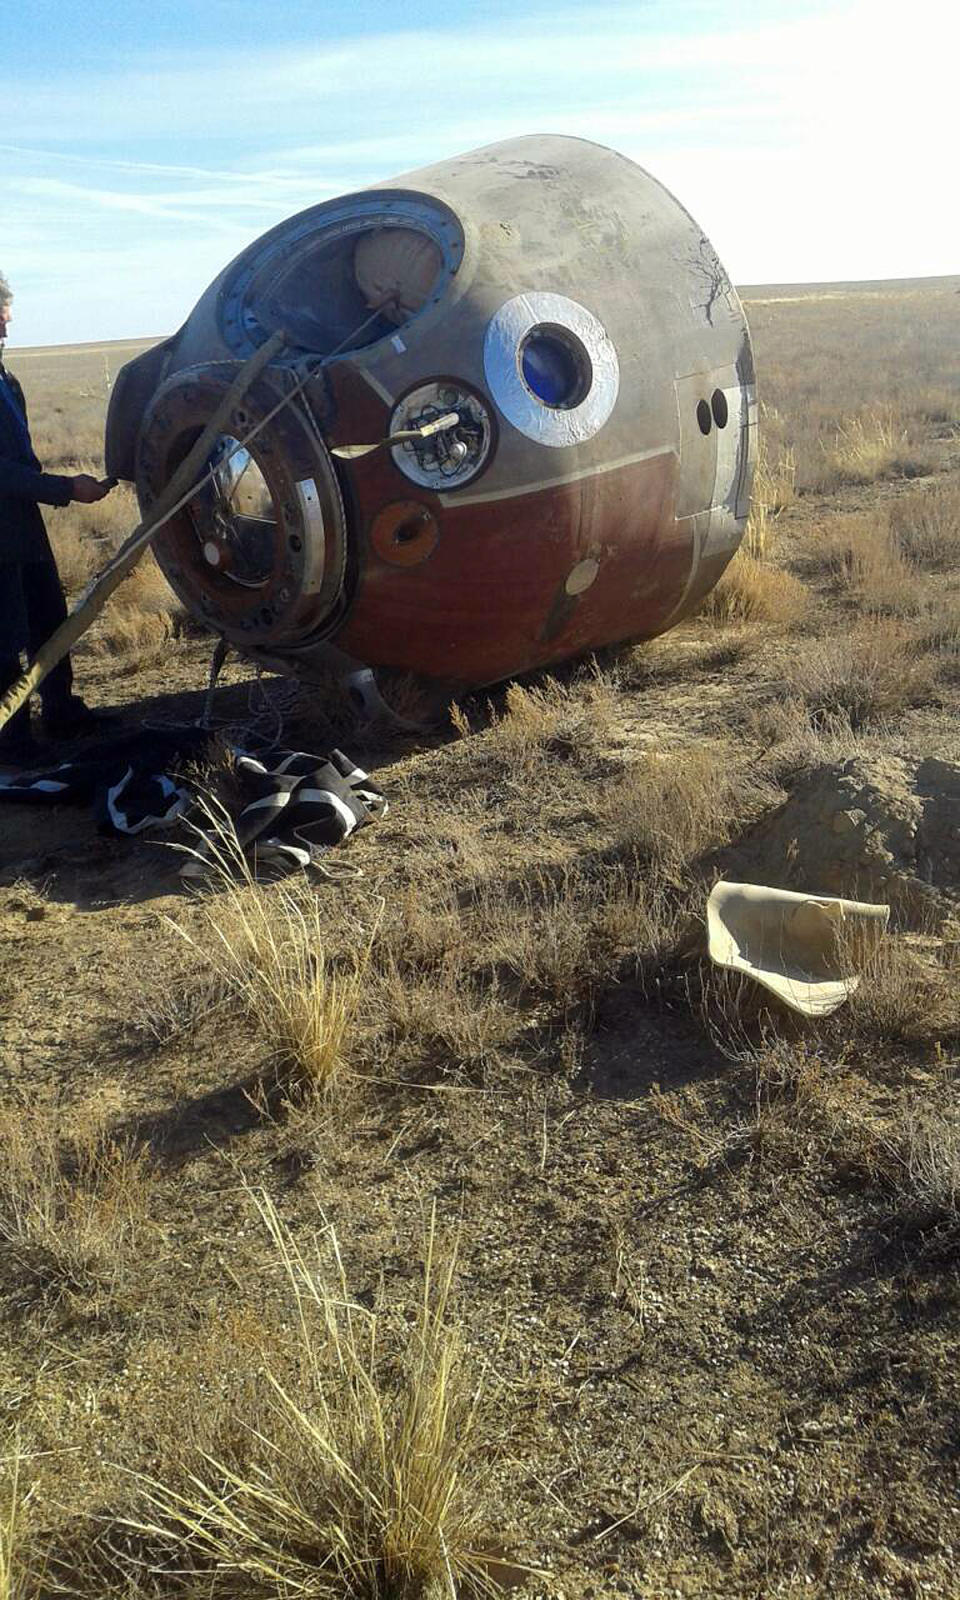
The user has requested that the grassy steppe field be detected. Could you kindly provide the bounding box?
[1,276,959,1599]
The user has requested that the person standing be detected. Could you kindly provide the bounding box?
[0,272,117,765]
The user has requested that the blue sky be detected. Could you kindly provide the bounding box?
[1,0,952,346]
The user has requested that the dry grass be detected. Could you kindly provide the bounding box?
[479,672,621,768]
[363,864,684,1070]
[0,1434,39,1600]
[614,743,779,872]
[44,478,185,662]
[791,615,936,728]
[746,695,869,788]
[894,1102,960,1227]
[2,287,959,1598]
[368,950,518,1082]
[813,479,960,617]
[754,1032,960,1234]
[48,482,140,594]
[890,478,960,570]
[1,1437,22,1600]
[745,410,796,556]
[836,930,960,1045]
[171,804,376,1099]
[468,865,686,1017]
[126,1191,494,1600]
[744,279,959,492]
[698,549,809,626]
[818,510,924,615]
[359,744,775,1054]
[824,411,914,486]
[0,1102,149,1298]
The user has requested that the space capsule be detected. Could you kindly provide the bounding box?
[105,135,757,707]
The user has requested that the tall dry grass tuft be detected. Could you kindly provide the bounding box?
[754,1038,960,1235]
[747,696,867,786]
[818,509,921,615]
[836,933,960,1049]
[891,478,960,570]
[698,550,809,627]
[1,1436,23,1600]
[172,801,377,1098]
[127,1192,495,1600]
[894,1103,960,1228]
[85,554,183,660]
[746,415,796,557]
[815,483,960,614]
[791,616,936,729]
[612,743,780,874]
[0,1102,149,1297]
[49,483,140,595]
[822,410,923,487]
[0,1434,40,1600]
[484,673,621,768]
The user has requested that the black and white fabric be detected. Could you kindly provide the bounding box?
[0,727,386,875]
[183,748,387,877]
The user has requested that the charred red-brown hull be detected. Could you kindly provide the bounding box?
[105,135,757,699]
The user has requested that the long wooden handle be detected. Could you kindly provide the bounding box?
[0,329,286,736]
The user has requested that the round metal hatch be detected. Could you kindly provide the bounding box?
[134,368,348,647]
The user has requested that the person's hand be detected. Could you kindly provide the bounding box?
[71,474,117,504]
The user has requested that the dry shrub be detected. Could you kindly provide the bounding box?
[85,554,182,660]
[822,410,925,487]
[792,616,936,729]
[0,1102,149,1297]
[748,927,960,1231]
[171,805,375,1098]
[87,607,173,661]
[127,1192,494,1600]
[47,519,98,594]
[48,483,140,597]
[612,744,779,873]
[836,933,960,1049]
[698,550,809,627]
[913,603,960,684]
[484,673,620,766]
[894,1103,960,1227]
[815,484,960,614]
[747,696,867,786]
[469,864,685,1018]
[751,1038,960,1232]
[367,958,517,1081]
[818,510,924,616]
[890,478,960,570]
[365,890,515,1076]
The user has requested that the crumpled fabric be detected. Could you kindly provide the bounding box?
[0,726,386,876]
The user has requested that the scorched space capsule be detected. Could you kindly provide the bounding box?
[105,135,757,706]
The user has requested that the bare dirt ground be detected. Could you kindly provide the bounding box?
[1,277,959,1599]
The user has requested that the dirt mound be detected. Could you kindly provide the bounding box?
[723,755,960,921]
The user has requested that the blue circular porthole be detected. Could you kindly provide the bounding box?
[520,327,592,410]
[483,292,620,448]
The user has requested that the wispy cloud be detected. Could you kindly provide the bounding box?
[1,0,953,344]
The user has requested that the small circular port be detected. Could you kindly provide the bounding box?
[371,501,440,567]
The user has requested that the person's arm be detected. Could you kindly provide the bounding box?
[0,460,114,505]
[0,456,74,506]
